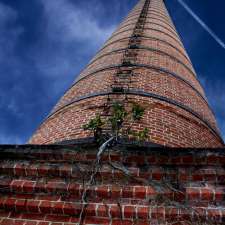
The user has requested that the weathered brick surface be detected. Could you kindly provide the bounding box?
[0,145,225,224]
[29,0,224,147]
[30,96,222,147]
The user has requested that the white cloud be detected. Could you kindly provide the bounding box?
[29,0,115,87]
[28,0,116,98]
[41,0,114,44]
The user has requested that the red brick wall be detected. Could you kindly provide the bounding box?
[1,145,225,224]
[29,0,224,147]
[30,95,222,147]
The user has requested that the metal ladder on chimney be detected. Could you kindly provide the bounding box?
[101,0,151,134]
[110,0,151,102]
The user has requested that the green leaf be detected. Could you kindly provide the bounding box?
[82,115,104,131]
[137,128,149,141]
[109,103,128,132]
[132,104,145,120]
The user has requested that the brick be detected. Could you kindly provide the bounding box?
[9,211,22,219]
[70,217,79,223]
[128,156,145,165]
[112,220,133,225]
[122,187,133,198]
[1,219,15,225]
[26,165,37,176]
[157,155,168,164]
[2,163,13,175]
[147,156,156,164]
[201,188,213,201]
[111,186,121,198]
[63,203,81,215]
[52,202,64,214]
[179,208,191,220]
[136,222,150,225]
[123,206,136,219]
[108,154,121,161]
[15,164,26,176]
[34,182,45,192]
[21,213,44,220]
[137,206,149,219]
[54,183,67,193]
[11,180,25,192]
[37,165,50,176]
[219,156,225,164]
[171,156,182,164]
[146,186,156,199]
[215,189,224,201]
[4,198,16,211]
[192,174,203,182]
[37,195,59,202]
[39,201,52,214]
[27,200,40,213]
[179,172,189,182]
[193,207,206,220]
[0,210,10,217]
[207,155,218,164]
[166,207,179,221]
[207,209,221,221]
[151,207,165,220]
[46,182,57,192]
[67,183,80,196]
[45,215,70,222]
[15,200,27,212]
[60,165,72,177]
[0,197,6,208]
[97,186,109,198]
[85,217,110,225]
[85,204,96,216]
[25,222,37,225]
[0,179,11,190]
[14,220,25,225]
[134,186,146,199]
[97,205,109,217]
[182,156,193,164]
[86,154,96,160]
[23,182,35,193]
[110,205,121,218]
[152,169,163,180]
[186,188,200,201]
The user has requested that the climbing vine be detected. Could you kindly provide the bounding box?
[79,101,215,225]
[83,101,148,145]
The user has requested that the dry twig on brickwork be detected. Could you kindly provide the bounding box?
[77,136,115,225]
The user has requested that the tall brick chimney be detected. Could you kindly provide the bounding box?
[29,0,224,147]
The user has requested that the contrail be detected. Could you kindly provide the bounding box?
[176,0,225,49]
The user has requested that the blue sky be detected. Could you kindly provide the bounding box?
[0,0,224,144]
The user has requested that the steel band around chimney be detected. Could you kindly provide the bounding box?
[96,36,191,63]
[116,21,179,39]
[46,90,221,143]
[108,27,184,49]
[118,17,177,36]
[72,63,206,104]
[86,46,195,78]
